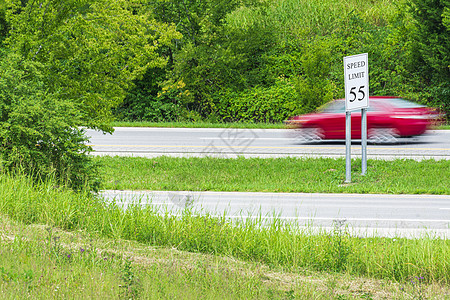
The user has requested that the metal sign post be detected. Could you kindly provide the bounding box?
[344,53,369,182]
[345,111,352,182]
[361,108,367,175]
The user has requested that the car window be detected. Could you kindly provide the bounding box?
[384,98,426,108]
[319,101,345,113]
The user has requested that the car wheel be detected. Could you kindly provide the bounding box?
[368,128,398,144]
[294,127,324,143]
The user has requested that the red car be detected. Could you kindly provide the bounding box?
[285,97,443,143]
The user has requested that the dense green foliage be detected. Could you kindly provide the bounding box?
[0,3,7,44]
[1,0,449,188]
[406,0,450,113]
[113,0,450,123]
[0,53,98,190]
[4,0,181,131]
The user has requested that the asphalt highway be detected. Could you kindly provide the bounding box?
[100,190,450,239]
[87,127,450,160]
[90,127,449,238]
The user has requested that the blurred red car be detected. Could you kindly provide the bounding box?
[285,97,443,143]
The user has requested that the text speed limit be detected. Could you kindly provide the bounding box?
[344,53,369,111]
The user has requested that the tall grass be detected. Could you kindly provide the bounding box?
[1,217,300,299]
[6,216,444,299]
[0,173,448,284]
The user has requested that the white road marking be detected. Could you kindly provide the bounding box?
[200,137,291,140]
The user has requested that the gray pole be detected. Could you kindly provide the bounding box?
[361,108,367,175]
[345,111,351,183]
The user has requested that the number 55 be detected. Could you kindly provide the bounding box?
[349,86,365,102]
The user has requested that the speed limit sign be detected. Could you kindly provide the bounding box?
[343,53,369,182]
[344,53,369,111]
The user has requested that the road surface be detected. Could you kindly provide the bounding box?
[91,127,449,238]
[100,190,450,239]
[87,127,450,160]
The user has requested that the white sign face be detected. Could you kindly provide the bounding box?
[344,53,369,111]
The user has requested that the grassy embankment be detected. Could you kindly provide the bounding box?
[1,214,449,299]
[0,173,449,299]
[97,156,450,195]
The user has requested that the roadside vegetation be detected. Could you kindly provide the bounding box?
[0,173,449,299]
[2,215,449,299]
[97,156,450,195]
[2,1,450,132]
[1,1,449,188]
[1,1,449,298]
[112,0,449,125]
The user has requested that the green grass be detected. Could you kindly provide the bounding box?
[96,156,450,194]
[2,215,448,299]
[0,216,299,299]
[110,121,286,129]
[0,172,449,289]
[110,120,450,130]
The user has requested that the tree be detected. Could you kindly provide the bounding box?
[0,0,182,190]
[407,0,450,112]
[4,0,181,131]
[147,0,275,118]
[0,51,98,190]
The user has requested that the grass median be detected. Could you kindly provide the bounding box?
[96,156,450,194]
[110,121,286,129]
[110,121,450,130]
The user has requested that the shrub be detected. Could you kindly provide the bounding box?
[215,78,300,123]
[114,67,184,122]
[0,52,99,190]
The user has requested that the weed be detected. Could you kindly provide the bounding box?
[400,276,428,300]
[46,226,72,264]
[119,257,142,299]
[328,219,351,272]
[0,214,449,299]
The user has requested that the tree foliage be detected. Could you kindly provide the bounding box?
[122,0,431,123]
[406,0,450,112]
[4,0,181,131]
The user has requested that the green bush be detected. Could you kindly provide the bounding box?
[215,78,300,123]
[0,52,99,190]
[114,67,184,122]
[294,40,337,113]
[110,0,449,123]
